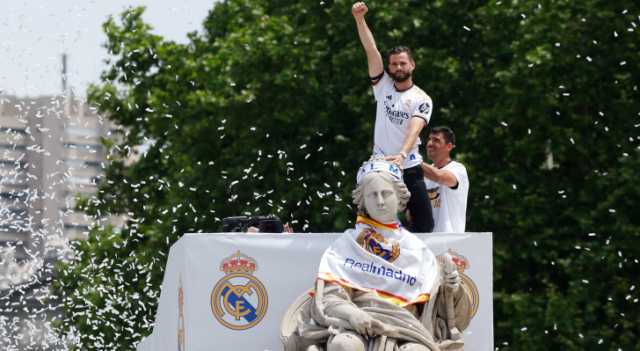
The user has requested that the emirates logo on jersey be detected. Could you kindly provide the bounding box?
[384,104,410,125]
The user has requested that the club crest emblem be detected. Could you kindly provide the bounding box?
[427,187,441,208]
[210,251,268,330]
[356,228,400,262]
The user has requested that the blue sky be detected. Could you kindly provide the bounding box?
[0,0,216,97]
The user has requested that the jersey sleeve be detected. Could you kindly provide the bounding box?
[412,95,433,124]
[372,72,392,101]
[448,163,469,191]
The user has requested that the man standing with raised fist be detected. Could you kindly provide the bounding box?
[351,2,434,233]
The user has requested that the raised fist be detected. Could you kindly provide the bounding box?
[352,2,368,19]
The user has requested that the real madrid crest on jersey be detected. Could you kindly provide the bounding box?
[356,227,400,263]
[210,251,268,330]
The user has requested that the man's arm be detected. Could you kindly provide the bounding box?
[352,2,384,80]
[385,117,426,167]
[422,162,459,188]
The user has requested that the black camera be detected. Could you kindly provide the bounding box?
[222,215,284,233]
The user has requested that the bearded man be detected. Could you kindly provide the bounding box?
[352,1,434,233]
[282,157,472,351]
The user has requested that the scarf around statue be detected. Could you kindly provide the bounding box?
[318,216,439,306]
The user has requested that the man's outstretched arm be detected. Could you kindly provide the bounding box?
[352,2,384,81]
[422,163,459,188]
[386,117,426,167]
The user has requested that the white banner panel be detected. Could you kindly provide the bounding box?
[137,232,493,351]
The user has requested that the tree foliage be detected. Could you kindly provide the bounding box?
[54,0,639,350]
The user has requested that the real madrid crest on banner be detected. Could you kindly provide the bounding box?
[210,251,269,330]
[356,227,400,263]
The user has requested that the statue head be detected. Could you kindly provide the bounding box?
[352,157,411,223]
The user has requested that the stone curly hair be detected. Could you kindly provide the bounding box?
[352,171,411,216]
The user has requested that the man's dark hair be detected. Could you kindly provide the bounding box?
[386,46,414,63]
[430,126,456,146]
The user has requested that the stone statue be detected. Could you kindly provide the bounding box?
[281,157,472,351]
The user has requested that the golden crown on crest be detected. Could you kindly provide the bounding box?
[220,250,258,274]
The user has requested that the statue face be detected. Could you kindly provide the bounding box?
[364,175,399,223]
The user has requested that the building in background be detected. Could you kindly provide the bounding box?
[0,94,118,257]
[0,92,121,349]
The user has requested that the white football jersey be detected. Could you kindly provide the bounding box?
[372,72,433,169]
[424,161,469,233]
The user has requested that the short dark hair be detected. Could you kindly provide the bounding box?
[386,46,414,63]
[430,126,456,146]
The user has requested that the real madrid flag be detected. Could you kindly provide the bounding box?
[318,216,440,306]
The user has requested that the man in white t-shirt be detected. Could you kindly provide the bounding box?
[421,126,469,233]
[352,2,434,232]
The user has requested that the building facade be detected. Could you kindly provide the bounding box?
[0,93,119,349]
[0,94,116,256]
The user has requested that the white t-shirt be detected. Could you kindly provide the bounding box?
[372,72,433,169]
[424,161,469,233]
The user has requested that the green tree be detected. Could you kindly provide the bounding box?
[458,1,640,350]
[54,0,639,350]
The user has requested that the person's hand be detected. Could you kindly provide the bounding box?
[384,154,405,168]
[283,223,294,233]
[348,310,380,337]
[351,2,368,19]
